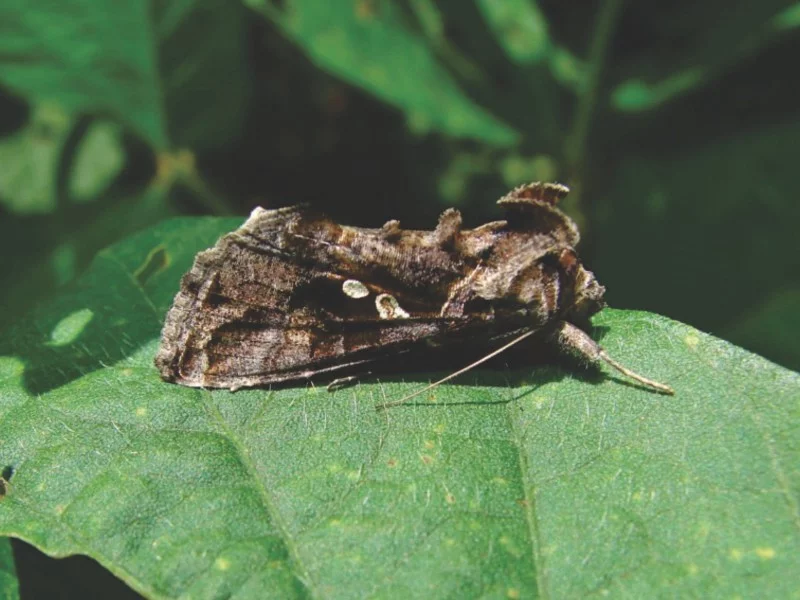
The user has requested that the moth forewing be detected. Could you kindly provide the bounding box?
[155,181,673,400]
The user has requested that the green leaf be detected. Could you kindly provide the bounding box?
[250,0,518,145]
[773,2,800,30]
[1,218,798,598]
[475,0,584,89]
[0,184,178,334]
[0,102,124,216]
[611,1,797,111]
[0,0,251,149]
[476,0,550,63]
[0,539,19,600]
[0,102,74,215]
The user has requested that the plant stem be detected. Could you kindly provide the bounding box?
[565,0,625,176]
[181,171,236,216]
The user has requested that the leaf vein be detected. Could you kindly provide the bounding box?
[507,405,549,600]
[198,390,318,599]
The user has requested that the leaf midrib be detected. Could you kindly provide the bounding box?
[199,390,318,599]
[507,404,549,600]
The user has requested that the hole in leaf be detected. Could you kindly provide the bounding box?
[0,466,12,498]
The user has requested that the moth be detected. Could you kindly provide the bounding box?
[156,182,673,405]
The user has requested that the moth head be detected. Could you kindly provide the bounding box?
[552,248,606,325]
[495,182,604,322]
[466,240,604,327]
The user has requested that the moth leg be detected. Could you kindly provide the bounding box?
[552,321,674,394]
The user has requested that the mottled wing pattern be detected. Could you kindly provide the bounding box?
[155,207,498,389]
[156,183,605,391]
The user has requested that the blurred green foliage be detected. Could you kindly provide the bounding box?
[3,0,798,369]
[1,0,799,595]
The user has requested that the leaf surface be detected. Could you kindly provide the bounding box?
[0,538,19,600]
[0,217,798,598]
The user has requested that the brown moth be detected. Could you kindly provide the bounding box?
[155,182,673,402]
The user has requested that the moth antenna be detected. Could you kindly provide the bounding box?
[376,322,675,410]
[375,330,537,410]
[554,321,674,395]
[597,351,675,395]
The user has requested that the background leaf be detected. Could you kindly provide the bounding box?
[475,0,584,88]
[0,187,177,334]
[0,0,254,335]
[0,539,19,600]
[0,0,251,149]
[611,0,800,111]
[0,102,124,215]
[0,218,797,598]
[251,0,519,145]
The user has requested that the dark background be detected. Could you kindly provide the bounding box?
[1,1,798,597]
